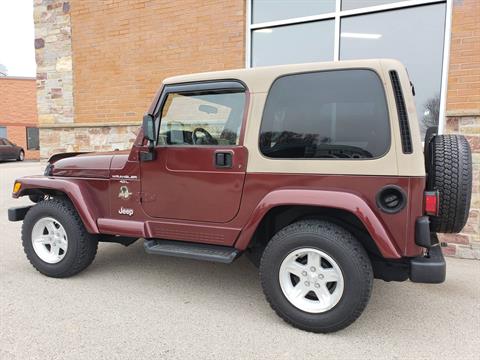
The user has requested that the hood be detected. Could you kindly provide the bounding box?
[49,151,130,178]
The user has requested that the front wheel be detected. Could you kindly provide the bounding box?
[260,220,373,333]
[22,198,98,278]
[17,150,24,161]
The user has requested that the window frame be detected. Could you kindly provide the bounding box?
[258,67,392,161]
[246,0,453,135]
[152,80,249,147]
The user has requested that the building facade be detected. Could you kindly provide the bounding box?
[0,77,40,160]
[33,0,479,258]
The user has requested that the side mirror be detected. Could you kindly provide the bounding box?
[142,114,155,142]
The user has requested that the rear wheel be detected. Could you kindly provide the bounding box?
[260,220,373,333]
[426,135,472,233]
[22,198,98,278]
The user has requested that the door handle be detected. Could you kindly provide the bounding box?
[215,151,233,168]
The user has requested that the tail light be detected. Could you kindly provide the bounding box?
[424,191,439,216]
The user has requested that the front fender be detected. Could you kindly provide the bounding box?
[12,176,103,234]
[235,189,402,259]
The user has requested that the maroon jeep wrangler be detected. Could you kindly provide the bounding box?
[9,60,472,333]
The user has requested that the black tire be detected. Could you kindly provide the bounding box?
[260,220,373,333]
[427,135,472,233]
[17,150,24,161]
[22,198,98,278]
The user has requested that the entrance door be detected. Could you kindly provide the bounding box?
[140,81,248,224]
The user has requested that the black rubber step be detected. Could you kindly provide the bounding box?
[144,239,239,264]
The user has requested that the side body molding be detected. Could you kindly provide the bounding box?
[235,189,402,259]
[13,176,105,234]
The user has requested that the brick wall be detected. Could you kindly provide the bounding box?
[442,0,480,259]
[70,0,245,124]
[447,0,480,112]
[35,0,245,157]
[0,78,39,160]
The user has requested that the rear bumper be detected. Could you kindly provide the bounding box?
[409,245,446,284]
[8,206,32,221]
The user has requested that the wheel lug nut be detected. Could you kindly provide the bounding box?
[304,281,310,287]
[302,271,307,276]
[315,283,320,288]
[318,274,324,279]
[310,267,316,272]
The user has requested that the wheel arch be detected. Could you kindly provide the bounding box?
[235,189,401,259]
[14,177,100,234]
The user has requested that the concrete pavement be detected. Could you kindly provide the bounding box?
[1,161,479,360]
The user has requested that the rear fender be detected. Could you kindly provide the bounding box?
[235,189,402,259]
[13,176,101,234]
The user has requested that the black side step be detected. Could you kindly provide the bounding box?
[144,239,239,264]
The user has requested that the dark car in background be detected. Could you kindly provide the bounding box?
[0,137,24,161]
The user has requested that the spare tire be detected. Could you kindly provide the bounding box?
[426,134,472,233]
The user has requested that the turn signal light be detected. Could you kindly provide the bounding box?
[13,182,22,194]
[424,191,439,216]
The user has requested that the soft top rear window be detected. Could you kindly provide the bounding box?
[259,69,390,159]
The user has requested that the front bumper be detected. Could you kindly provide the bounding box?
[8,206,32,221]
[409,245,446,284]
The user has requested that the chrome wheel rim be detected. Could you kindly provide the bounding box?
[279,248,344,313]
[31,217,68,264]
[19,152,24,160]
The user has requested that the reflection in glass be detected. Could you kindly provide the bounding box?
[342,0,405,11]
[252,0,335,23]
[252,21,335,67]
[340,3,446,135]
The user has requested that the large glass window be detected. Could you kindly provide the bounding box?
[340,3,446,133]
[157,91,246,146]
[0,126,6,138]
[259,69,390,159]
[252,21,335,67]
[252,0,335,23]
[248,1,449,136]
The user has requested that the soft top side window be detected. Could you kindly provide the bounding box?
[259,69,390,159]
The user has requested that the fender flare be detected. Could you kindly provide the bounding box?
[234,189,402,259]
[13,177,102,234]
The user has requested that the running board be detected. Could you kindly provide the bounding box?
[144,239,239,264]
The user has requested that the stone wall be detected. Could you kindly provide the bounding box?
[34,0,74,127]
[40,123,140,155]
[441,113,480,259]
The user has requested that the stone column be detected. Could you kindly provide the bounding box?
[34,0,74,158]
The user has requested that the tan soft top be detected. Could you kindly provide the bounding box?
[163,59,404,93]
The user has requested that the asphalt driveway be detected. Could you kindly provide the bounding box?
[1,161,479,359]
